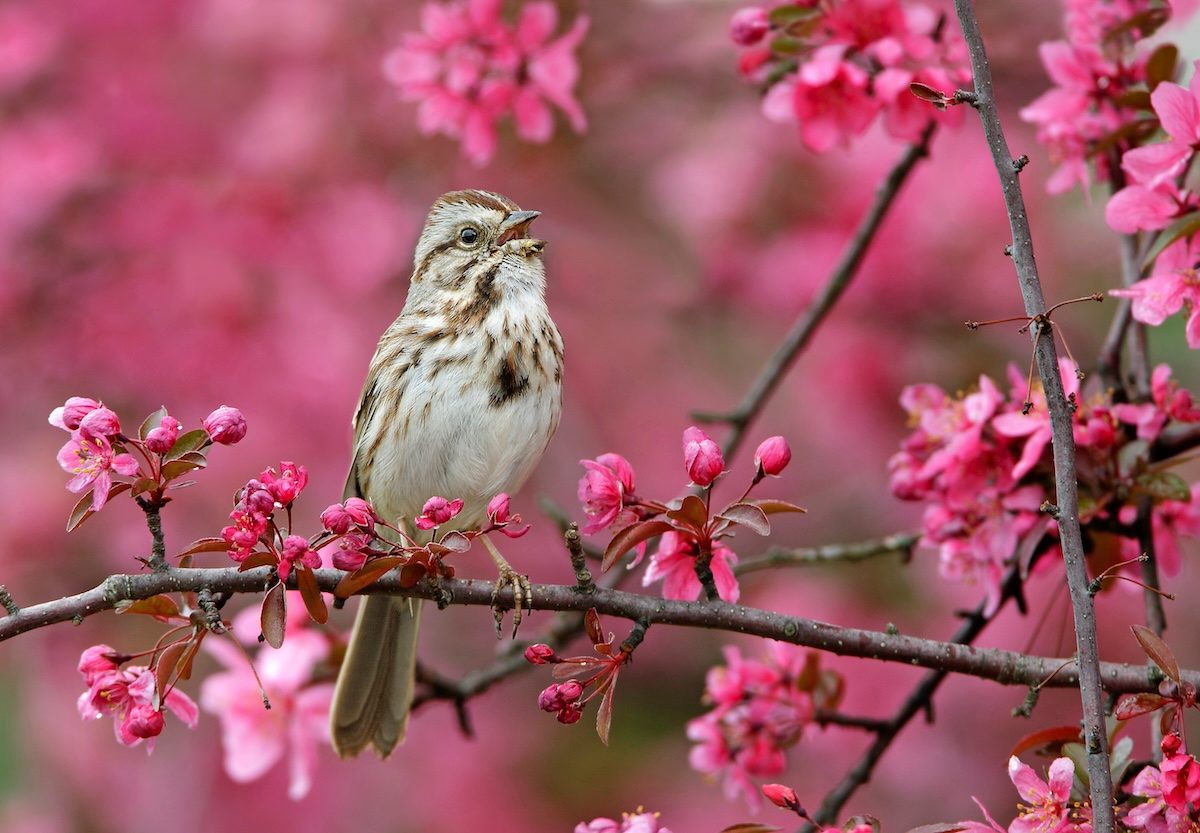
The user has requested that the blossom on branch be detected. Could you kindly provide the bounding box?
[76,648,198,752]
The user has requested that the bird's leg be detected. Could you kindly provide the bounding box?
[480,535,532,638]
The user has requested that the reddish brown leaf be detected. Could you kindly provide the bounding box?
[238,551,278,572]
[66,483,131,532]
[154,641,186,699]
[398,563,427,588]
[260,582,286,649]
[130,477,158,497]
[1115,693,1170,720]
[115,595,181,622]
[909,82,947,103]
[595,679,615,746]
[1010,725,1081,758]
[584,608,604,646]
[905,825,969,833]
[666,495,708,532]
[1146,43,1179,90]
[334,556,405,598]
[176,634,203,681]
[438,531,472,552]
[177,537,232,556]
[751,499,807,515]
[716,502,771,536]
[296,564,328,624]
[601,520,674,572]
[1132,624,1181,683]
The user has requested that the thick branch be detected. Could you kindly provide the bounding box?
[0,566,1189,695]
[697,124,936,461]
[953,1,1115,827]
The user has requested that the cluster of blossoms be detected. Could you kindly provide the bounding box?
[574,810,673,833]
[728,0,971,152]
[50,397,246,515]
[579,426,800,605]
[382,0,588,165]
[76,644,199,750]
[1021,0,1178,194]
[890,359,1200,614]
[687,643,842,809]
[221,462,322,581]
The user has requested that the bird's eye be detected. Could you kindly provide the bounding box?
[459,227,479,245]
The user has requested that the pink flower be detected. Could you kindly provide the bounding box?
[279,534,320,581]
[993,359,1081,480]
[753,435,791,477]
[77,644,120,686]
[57,433,140,511]
[415,495,465,529]
[320,497,376,535]
[578,453,638,534]
[78,665,199,751]
[524,643,557,664]
[143,414,181,455]
[1125,764,1192,833]
[48,396,101,431]
[77,406,121,439]
[763,46,879,153]
[201,622,334,800]
[575,812,673,833]
[1159,739,1200,814]
[1007,755,1088,833]
[682,426,724,487]
[202,405,247,445]
[1152,364,1200,422]
[486,492,530,537]
[1110,238,1200,348]
[762,783,801,811]
[729,7,769,46]
[261,461,308,505]
[331,533,371,571]
[381,0,587,166]
[643,531,739,603]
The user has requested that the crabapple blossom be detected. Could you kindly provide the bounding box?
[643,531,740,603]
[1109,238,1200,348]
[415,495,464,529]
[261,461,308,505]
[524,643,557,664]
[761,783,802,812]
[278,534,320,581]
[754,435,791,477]
[56,433,140,511]
[682,425,724,487]
[48,396,100,431]
[202,405,247,445]
[1006,755,1089,833]
[729,7,769,46]
[143,414,181,455]
[77,406,120,439]
[578,453,639,534]
[320,497,376,535]
[574,812,673,833]
[77,659,198,751]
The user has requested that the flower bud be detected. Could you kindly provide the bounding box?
[320,503,354,534]
[144,415,181,455]
[78,407,122,439]
[557,679,584,702]
[682,426,724,486]
[1163,733,1183,756]
[556,703,584,724]
[754,435,792,476]
[242,480,275,515]
[729,6,769,46]
[343,498,376,530]
[487,493,512,523]
[524,643,557,665]
[202,405,247,445]
[78,644,120,685]
[762,783,801,812]
[538,684,564,712]
[125,704,165,739]
[49,397,102,431]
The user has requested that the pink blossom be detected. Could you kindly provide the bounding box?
[764,45,878,153]
[1152,364,1200,422]
[578,453,638,534]
[524,643,557,664]
[331,533,371,571]
[202,405,247,445]
[1158,738,1200,814]
[77,644,120,686]
[1125,764,1193,833]
[48,396,101,431]
[260,461,308,505]
[729,7,769,46]
[754,435,791,477]
[279,534,320,581]
[78,665,199,751]
[575,812,673,833]
[143,414,181,455]
[682,425,725,487]
[486,492,530,537]
[56,433,140,511]
[762,783,801,811]
[643,531,739,603]
[320,497,376,535]
[1110,238,1200,348]
[201,623,334,800]
[381,0,587,166]
[77,407,121,439]
[1007,755,1088,833]
[415,495,465,529]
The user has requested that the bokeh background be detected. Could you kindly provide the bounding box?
[2,0,1200,831]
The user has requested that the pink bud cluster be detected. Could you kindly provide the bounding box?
[574,811,673,833]
[891,359,1200,613]
[688,644,840,809]
[50,398,245,514]
[381,0,589,167]
[538,679,584,724]
[76,644,198,750]
[579,428,799,605]
[730,0,971,152]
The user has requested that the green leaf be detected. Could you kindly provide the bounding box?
[1132,623,1181,682]
[161,457,206,482]
[139,406,168,441]
[1141,211,1200,270]
[260,582,287,649]
[130,477,158,497]
[1146,43,1178,90]
[716,502,771,536]
[1134,470,1192,503]
[164,429,209,461]
[116,595,181,621]
[767,4,819,25]
[601,521,674,572]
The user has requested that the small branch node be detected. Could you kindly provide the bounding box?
[1011,685,1040,718]
[0,586,19,617]
[953,88,980,107]
[196,588,226,633]
[1012,154,1029,173]
[564,522,595,594]
[1040,501,1061,518]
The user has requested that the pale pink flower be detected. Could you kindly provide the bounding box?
[1125,764,1193,833]
[576,812,673,833]
[201,621,334,800]
[643,531,739,603]
[415,495,465,529]
[764,45,878,153]
[48,396,101,432]
[1110,238,1200,347]
[77,407,121,439]
[78,665,199,751]
[682,425,724,487]
[202,405,247,445]
[261,461,308,505]
[56,433,140,511]
[1007,755,1089,833]
[578,453,638,534]
[77,644,120,685]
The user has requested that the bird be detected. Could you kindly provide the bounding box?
[329,189,563,759]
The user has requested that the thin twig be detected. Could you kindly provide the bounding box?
[736,531,919,575]
[952,1,1116,827]
[694,123,937,462]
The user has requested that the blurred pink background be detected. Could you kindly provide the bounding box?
[2,0,1199,831]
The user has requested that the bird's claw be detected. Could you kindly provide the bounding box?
[490,566,532,639]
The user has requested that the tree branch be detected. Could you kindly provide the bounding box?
[952,1,1116,827]
[694,123,936,462]
[1,566,1190,696]
[735,531,918,575]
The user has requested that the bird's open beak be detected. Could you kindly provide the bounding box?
[497,210,541,245]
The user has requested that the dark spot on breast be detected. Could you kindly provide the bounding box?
[491,352,530,406]
[449,262,502,327]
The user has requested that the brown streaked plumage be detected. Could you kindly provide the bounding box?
[329,190,562,759]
